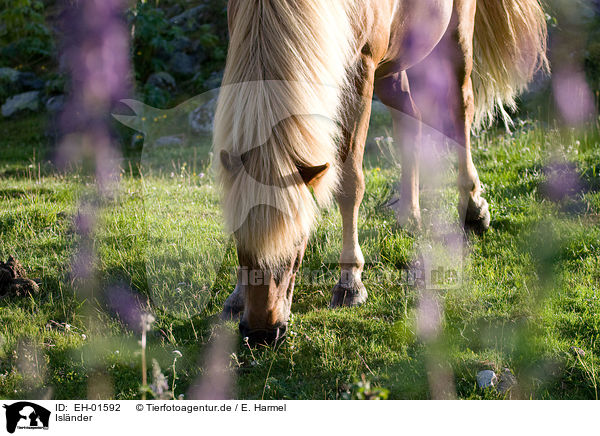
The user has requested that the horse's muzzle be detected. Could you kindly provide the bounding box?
[239,321,287,346]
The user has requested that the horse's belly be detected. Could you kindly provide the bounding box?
[377,0,453,76]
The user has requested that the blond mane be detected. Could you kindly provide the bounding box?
[213,0,359,267]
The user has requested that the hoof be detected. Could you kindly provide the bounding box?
[386,197,422,232]
[463,196,490,235]
[330,280,368,308]
[220,285,244,321]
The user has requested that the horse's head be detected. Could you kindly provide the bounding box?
[235,236,307,345]
[212,80,341,344]
[219,147,331,345]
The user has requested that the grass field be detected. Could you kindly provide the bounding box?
[0,110,599,400]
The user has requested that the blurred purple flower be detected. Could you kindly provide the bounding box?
[416,289,442,341]
[55,0,132,294]
[187,326,235,400]
[542,162,582,202]
[57,0,131,193]
[106,285,147,334]
[552,68,595,126]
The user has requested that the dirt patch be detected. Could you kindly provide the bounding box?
[0,256,39,298]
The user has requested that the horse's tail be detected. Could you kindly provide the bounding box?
[213,0,357,266]
[472,0,549,128]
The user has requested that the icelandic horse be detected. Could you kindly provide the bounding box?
[214,0,548,343]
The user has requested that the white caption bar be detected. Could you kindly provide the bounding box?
[0,400,595,435]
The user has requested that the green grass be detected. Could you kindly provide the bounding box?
[0,112,599,400]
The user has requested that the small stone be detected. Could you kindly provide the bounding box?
[496,368,518,394]
[0,67,20,83]
[476,370,497,389]
[1,69,43,103]
[188,97,217,134]
[45,95,65,113]
[17,72,44,90]
[203,70,223,90]
[169,5,207,29]
[570,346,585,358]
[2,91,40,117]
[172,36,192,52]
[169,52,196,76]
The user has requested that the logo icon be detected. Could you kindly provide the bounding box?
[3,402,50,434]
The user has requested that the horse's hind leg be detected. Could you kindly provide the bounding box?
[374,71,422,228]
[329,57,377,308]
[406,0,490,233]
[450,0,490,233]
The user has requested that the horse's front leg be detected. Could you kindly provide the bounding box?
[221,284,244,320]
[329,56,377,308]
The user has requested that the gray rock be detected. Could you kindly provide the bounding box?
[17,72,44,90]
[0,67,20,83]
[169,5,207,29]
[45,95,65,113]
[0,68,23,103]
[153,135,184,148]
[476,370,497,389]
[146,72,176,91]
[0,69,45,104]
[189,40,207,64]
[2,91,40,117]
[496,368,518,394]
[165,4,184,18]
[169,52,196,76]
[188,97,217,134]
[203,70,223,90]
[172,36,192,53]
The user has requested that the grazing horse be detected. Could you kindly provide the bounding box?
[214,0,548,343]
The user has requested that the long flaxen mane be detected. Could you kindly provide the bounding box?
[213,0,359,267]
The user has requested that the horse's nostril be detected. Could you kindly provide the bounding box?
[239,321,287,346]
